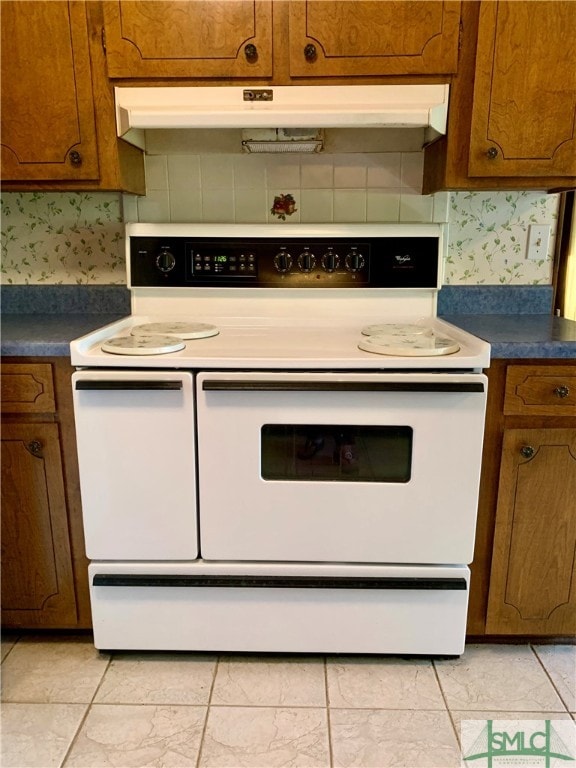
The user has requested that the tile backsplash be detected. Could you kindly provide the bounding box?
[1,151,559,285]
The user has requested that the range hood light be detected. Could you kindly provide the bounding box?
[241,128,323,153]
[242,141,323,153]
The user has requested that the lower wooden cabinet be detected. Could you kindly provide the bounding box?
[1,422,78,626]
[486,427,576,635]
[468,360,576,638]
[1,358,91,629]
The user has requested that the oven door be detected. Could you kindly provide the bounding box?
[196,371,487,564]
[73,370,197,560]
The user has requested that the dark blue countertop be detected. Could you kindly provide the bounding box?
[1,314,128,357]
[442,314,576,359]
[1,285,130,357]
[438,285,576,359]
[2,284,575,360]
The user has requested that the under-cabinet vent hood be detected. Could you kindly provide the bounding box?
[115,85,450,153]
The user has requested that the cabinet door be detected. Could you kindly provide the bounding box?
[0,1,99,182]
[1,423,77,627]
[289,1,461,77]
[486,428,576,635]
[103,1,272,79]
[469,1,576,178]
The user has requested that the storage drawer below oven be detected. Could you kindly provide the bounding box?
[89,562,470,656]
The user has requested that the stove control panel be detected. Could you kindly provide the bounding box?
[129,236,439,289]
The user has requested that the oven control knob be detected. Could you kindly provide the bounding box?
[321,249,339,272]
[274,251,293,273]
[345,249,365,273]
[156,247,176,273]
[297,249,315,273]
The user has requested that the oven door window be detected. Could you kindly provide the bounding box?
[261,425,412,482]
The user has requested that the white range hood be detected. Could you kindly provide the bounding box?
[115,85,450,152]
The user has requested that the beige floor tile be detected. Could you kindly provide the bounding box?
[63,704,206,767]
[211,655,326,707]
[330,709,461,768]
[199,706,330,767]
[326,656,445,710]
[1,637,109,703]
[435,645,566,712]
[533,645,576,711]
[1,703,87,768]
[94,653,217,705]
[1,633,19,662]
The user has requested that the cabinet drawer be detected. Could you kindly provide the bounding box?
[504,365,576,416]
[1,364,56,414]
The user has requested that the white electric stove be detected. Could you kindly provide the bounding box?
[71,223,490,656]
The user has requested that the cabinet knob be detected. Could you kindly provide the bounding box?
[26,440,43,458]
[520,445,535,459]
[244,43,258,62]
[69,150,82,167]
[304,43,317,62]
[486,147,499,159]
[553,385,570,398]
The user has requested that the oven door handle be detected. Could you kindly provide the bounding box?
[75,381,183,391]
[92,574,467,590]
[201,381,484,393]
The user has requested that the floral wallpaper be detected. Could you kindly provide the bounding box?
[445,191,559,284]
[1,192,125,284]
[0,185,560,286]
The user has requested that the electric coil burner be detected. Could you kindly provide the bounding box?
[71,223,490,656]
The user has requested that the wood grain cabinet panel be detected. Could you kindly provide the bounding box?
[1,422,77,627]
[1,364,56,414]
[504,366,576,417]
[469,1,576,178]
[423,2,576,193]
[486,428,576,635]
[1,358,91,630]
[288,1,461,77]
[103,0,273,78]
[0,0,100,181]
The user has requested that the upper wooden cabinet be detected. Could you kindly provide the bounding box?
[102,0,460,81]
[468,1,576,179]
[424,0,576,191]
[1,0,144,192]
[288,1,461,77]
[103,1,273,79]
[1,1,100,182]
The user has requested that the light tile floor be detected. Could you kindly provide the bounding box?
[1,635,574,768]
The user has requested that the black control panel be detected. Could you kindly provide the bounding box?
[129,236,439,289]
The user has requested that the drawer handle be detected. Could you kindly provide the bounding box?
[75,381,182,391]
[304,43,317,62]
[553,385,570,398]
[26,440,43,458]
[244,43,258,62]
[520,445,534,459]
[93,574,467,590]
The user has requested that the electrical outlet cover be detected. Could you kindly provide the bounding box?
[527,225,551,261]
